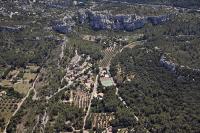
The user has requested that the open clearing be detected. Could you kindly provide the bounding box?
[13,82,30,95]
[23,73,37,81]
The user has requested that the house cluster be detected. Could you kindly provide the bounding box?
[100,69,110,78]
[0,90,7,97]
[65,55,95,90]
[95,92,104,100]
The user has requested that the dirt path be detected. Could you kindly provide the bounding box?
[69,90,73,104]
[83,75,99,130]
[46,81,73,100]
[60,37,67,60]
[32,87,38,101]
[31,115,40,133]
[40,108,49,133]
[109,43,151,131]
[58,36,68,68]
[119,41,141,53]
[47,50,81,100]
[70,50,81,65]
[3,73,40,133]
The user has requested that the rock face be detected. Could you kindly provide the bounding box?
[0,26,23,32]
[51,10,171,34]
[46,1,72,9]
[78,10,171,31]
[147,15,170,25]
[160,54,200,80]
[160,55,176,73]
[51,20,72,34]
[52,25,72,34]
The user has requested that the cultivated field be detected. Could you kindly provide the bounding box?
[0,98,20,132]
[13,82,30,95]
[0,66,38,95]
[99,47,118,68]
[0,67,7,78]
[71,89,91,111]
[91,113,115,129]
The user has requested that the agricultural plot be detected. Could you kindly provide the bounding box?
[0,66,38,95]
[117,128,129,133]
[13,82,30,95]
[99,47,118,68]
[127,34,144,43]
[0,80,12,88]
[91,113,115,129]
[25,65,40,73]
[0,67,7,78]
[7,70,19,78]
[71,89,91,111]
[119,41,144,53]
[23,73,37,82]
[126,41,143,48]
[0,98,20,132]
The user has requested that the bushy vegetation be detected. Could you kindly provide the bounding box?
[69,35,103,61]
[91,87,142,130]
[141,13,200,68]
[46,103,84,132]
[0,31,59,67]
[108,10,200,133]
[91,87,122,113]
[110,46,200,132]
[0,86,23,99]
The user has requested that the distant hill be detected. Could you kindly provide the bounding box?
[102,0,200,9]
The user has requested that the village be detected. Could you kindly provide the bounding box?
[0,30,145,132]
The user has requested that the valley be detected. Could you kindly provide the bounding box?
[0,0,200,133]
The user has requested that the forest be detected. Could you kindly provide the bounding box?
[110,46,200,132]
[109,12,200,133]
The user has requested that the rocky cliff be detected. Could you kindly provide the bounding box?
[78,10,171,31]
[160,54,200,80]
[0,26,23,32]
